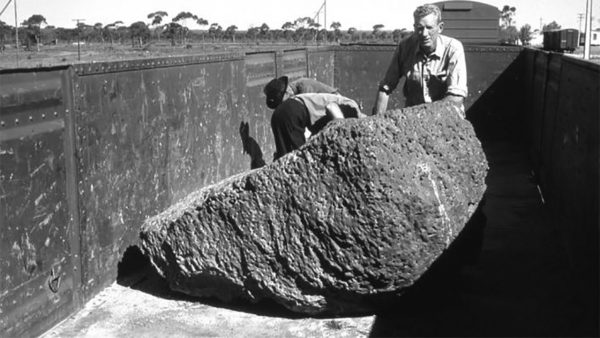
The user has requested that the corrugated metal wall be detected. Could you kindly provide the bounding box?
[0,68,80,337]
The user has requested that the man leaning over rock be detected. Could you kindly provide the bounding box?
[263,76,365,160]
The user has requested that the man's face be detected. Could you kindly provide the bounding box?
[414,13,443,54]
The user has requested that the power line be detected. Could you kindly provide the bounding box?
[313,0,326,29]
[14,0,18,67]
[0,0,13,17]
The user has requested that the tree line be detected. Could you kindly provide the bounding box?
[0,6,567,51]
[0,12,414,51]
[500,5,562,46]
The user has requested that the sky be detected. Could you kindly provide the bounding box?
[2,0,599,32]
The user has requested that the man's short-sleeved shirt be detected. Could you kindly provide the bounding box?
[380,34,468,107]
[293,93,357,125]
[290,78,338,95]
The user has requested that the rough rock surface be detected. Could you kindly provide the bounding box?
[140,101,488,315]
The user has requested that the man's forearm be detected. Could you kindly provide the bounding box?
[443,93,464,104]
[373,91,390,115]
[325,103,345,120]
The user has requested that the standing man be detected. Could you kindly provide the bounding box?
[372,3,468,114]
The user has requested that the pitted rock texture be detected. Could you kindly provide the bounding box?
[140,101,488,315]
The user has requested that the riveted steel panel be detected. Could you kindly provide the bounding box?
[281,49,308,80]
[0,68,78,338]
[244,52,276,87]
[74,67,171,299]
[334,46,401,114]
[72,53,245,76]
[308,49,336,88]
[73,56,276,301]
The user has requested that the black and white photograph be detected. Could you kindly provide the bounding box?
[1,0,598,337]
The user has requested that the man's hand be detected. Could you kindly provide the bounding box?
[239,121,251,154]
[239,121,265,169]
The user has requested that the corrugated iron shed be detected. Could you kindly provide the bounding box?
[434,1,500,44]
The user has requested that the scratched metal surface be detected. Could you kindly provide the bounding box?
[73,55,282,301]
[308,49,336,88]
[334,46,401,114]
[0,69,76,337]
[281,49,308,80]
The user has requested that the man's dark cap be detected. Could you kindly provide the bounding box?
[264,76,289,109]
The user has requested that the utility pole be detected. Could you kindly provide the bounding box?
[577,13,584,32]
[14,0,18,67]
[324,0,327,32]
[583,0,592,60]
[73,18,85,61]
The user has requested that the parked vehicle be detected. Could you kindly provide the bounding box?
[543,29,579,52]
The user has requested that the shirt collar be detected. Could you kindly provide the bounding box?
[414,35,443,60]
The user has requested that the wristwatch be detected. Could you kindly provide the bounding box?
[378,84,392,95]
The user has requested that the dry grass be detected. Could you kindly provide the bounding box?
[0,41,328,69]
[2,43,598,70]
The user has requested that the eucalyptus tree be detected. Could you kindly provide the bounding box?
[225,25,237,42]
[330,21,341,42]
[542,21,561,32]
[22,14,47,51]
[372,24,384,40]
[347,27,357,41]
[129,21,150,47]
[519,24,532,45]
[196,17,208,42]
[163,22,182,46]
[147,11,168,41]
[259,23,270,40]
[500,5,516,28]
[208,23,222,42]
[93,23,104,43]
[247,26,260,42]
[173,11,198,44]
[104,21,123,45]
[282,21,294,42]
[293,16,314,42]
[0,20,12,48]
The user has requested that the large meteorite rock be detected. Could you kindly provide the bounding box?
[140,101,488,314]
